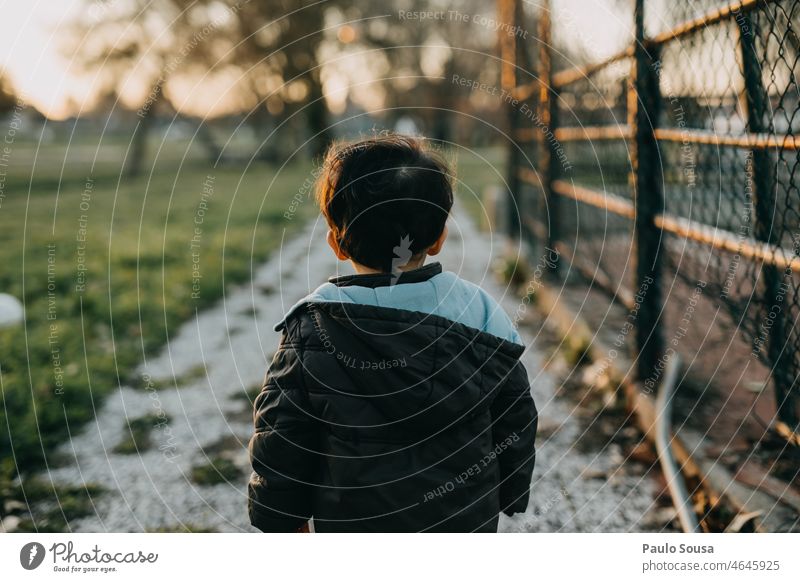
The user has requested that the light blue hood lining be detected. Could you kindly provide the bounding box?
[274,271,523,345]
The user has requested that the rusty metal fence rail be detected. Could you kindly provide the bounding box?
[499,0,800,431]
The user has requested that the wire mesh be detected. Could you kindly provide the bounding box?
[511,0,800,428]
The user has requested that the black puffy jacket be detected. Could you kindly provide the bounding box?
[248,269,537,532]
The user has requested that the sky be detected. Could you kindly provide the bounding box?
[0,0,89,119]
[0,0,631,120]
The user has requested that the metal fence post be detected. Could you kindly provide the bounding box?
[738,13,798,429]
[499,0,522,240]
[629,0,665,381]
[538,0,561,277]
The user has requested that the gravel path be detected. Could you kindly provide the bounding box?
[40,209,657,532]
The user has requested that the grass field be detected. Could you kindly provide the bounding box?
[0,134,505,506]
[0,138,318,489]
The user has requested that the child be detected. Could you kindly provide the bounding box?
[248,134,537,532]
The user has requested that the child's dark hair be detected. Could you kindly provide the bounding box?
[316,133,453,272]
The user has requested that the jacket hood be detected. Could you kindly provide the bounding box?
[274,264,524,346]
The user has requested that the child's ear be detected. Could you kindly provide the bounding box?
[326,230,349,260]
[426,225,448,257]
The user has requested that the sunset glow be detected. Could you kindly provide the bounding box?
[1,0,630,120]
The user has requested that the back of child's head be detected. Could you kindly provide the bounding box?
[316,133,453,272]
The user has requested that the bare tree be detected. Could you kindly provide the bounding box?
[332,0,506,144]
[203,0,331,159]
[63,0,226,175]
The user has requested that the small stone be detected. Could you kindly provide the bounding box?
[0,515,21,532]
[0,293,24,328]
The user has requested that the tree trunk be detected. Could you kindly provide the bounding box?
[125,77,164,178]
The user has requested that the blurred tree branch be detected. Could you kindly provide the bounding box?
[0,70,18,113]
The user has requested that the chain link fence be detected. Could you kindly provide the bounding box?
[501,0,800,432]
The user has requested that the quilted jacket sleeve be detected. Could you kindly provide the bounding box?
[248,321,320,532]
[490,357,538,516]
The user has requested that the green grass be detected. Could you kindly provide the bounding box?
[112,412,171,455]
[131,363,208,391]
[10,478,105,533]
[190,456,242,486]
[230,381,264,405]
[0,141,316,492]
